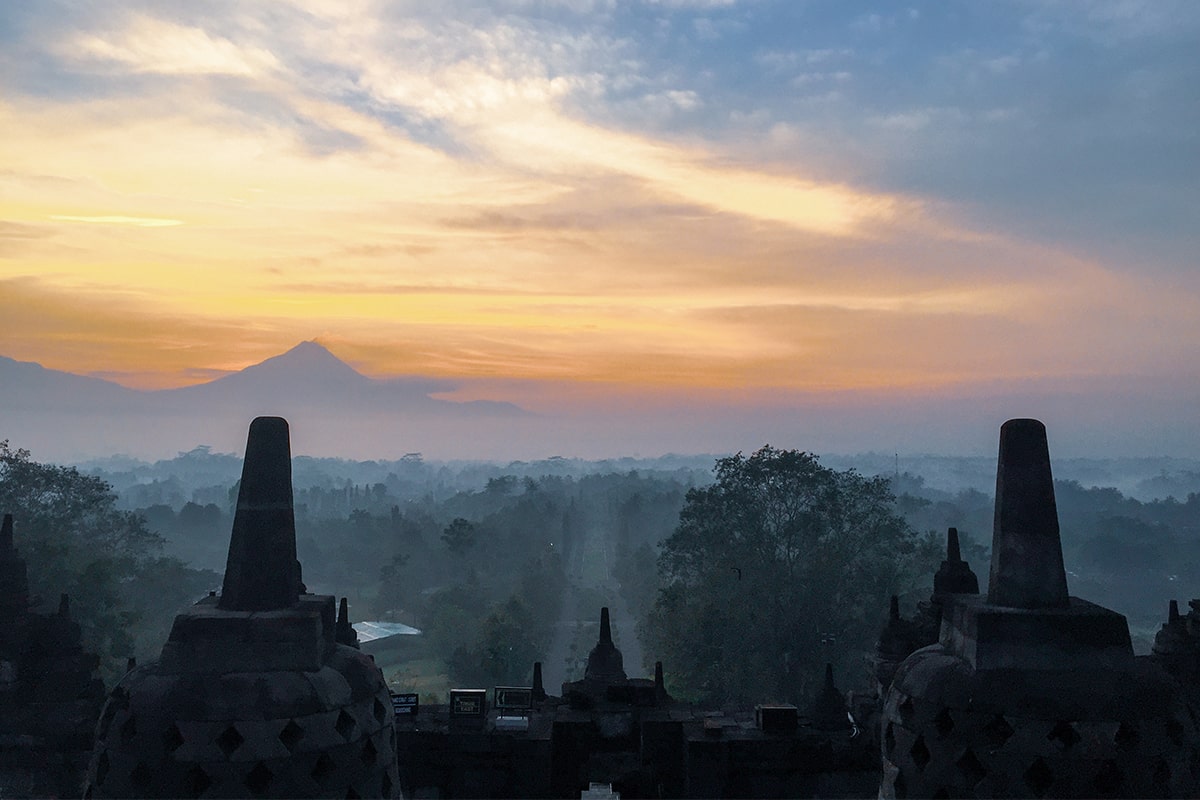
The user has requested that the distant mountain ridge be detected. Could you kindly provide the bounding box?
[0,342,527,460]
[0,354,144,411]
[2,341,520,411]
[7,342,1197,464]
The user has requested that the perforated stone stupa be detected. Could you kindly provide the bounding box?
[0,513,106,796]
[84,417,399,798]
[879,419,1198,799]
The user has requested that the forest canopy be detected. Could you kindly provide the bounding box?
[0,441,216,682]
[641,446,939,706]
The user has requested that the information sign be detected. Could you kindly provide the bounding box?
[450,688,488,717]
[494,686,533,712]
[391,692,419,717]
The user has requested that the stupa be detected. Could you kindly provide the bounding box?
[84,417,399,798]
[0,513,106,796]
[879,419,1197,798]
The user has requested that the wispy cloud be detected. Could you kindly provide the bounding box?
[50,214,183,227]
[63,14,281,76]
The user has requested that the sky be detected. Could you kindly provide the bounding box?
[1,0,1198,458]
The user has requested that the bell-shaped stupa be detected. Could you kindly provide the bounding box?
[584,607,627,685]
[879,419,1197,799]
[85,417,399,798]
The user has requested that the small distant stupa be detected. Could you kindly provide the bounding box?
[584,607,627,685]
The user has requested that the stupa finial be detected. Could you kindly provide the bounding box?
[532,661,546,700]
[335,596,359,648]
[934,527,980,597]
[987,419,1069,609]
[219,417,300,611]
[599,606,613,645]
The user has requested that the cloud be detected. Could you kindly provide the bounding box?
[64,14,281,76]
[0,0,1196,427]
[0,277,304,388]
[50,215,183,227]
[644,0,741,8]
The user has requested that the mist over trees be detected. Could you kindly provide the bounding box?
[0,441,217,683]
[3,438,1197,704]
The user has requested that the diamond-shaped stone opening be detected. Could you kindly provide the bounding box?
[335,709,357,741]
[95,752,110,786]
[244,762,272,798]
[1047,720,1080,750]
[934,708,954,737]
[1024,757,1054,798]
[894,771,908,800]
[279,719,305,753]
[899,697,915,723]
[129,761,153,788]
[311,753,336,785]
[186,766,212,799]
[956,748,987,786]
[909,734,931,771]
[374,697,387,725]
[1092,759,1123,797]
[119,714,137,746]
[361,738,378,767]
[1114,722,1139,751]
[1166,717,1185,747]
[216,724,245,758]
[1152,759,1171,796]
[884,722,896,756]
[982,714,1014,748]
[163,723,185,754]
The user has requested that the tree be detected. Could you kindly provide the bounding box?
[0,441,170,681]
[641,446,937,706]
[448,596,540,687]
[376,551,411,615]
[441,517,476,555]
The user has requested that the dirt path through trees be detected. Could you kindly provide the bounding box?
[542,518,645,692]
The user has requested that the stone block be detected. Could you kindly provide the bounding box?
[941,595,1132,672]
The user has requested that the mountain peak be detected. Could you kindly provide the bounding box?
[278,340,343,365]
[286,339,333,357]
[212,341,369,389]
